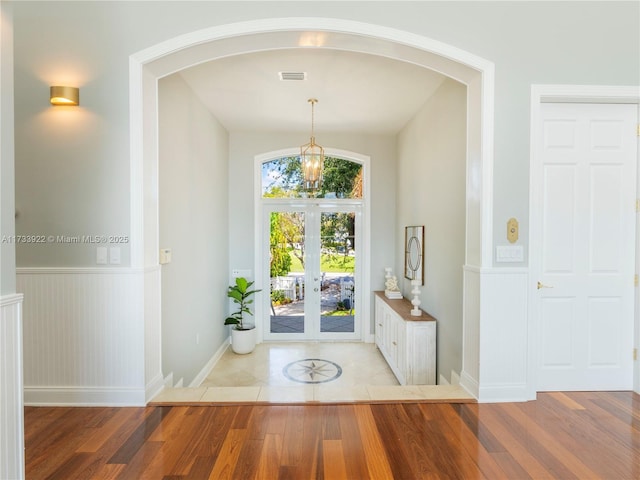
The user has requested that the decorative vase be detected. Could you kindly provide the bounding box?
[231,326,256,354]
[410,279,422,316]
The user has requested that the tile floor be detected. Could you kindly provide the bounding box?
[151,342,475,404]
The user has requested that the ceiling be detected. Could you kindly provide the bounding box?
[177,48,448,135]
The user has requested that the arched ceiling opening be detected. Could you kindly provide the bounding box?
[132,18,494,269]
[176,48,448,135]
[140,23,489,140]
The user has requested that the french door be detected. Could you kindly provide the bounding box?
[263,202,361,341]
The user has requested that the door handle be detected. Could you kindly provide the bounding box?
[314,287,319,292]
[537,281,554,290]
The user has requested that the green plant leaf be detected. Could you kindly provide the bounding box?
[227,289,242,301]
[236,276,248,292]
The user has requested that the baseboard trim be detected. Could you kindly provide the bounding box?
[459,370,479,399]
[145,372,165,403]
[189,337,231,388]
[24,386,146,407]
[477,383,533,403]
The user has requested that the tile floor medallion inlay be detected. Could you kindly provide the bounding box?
[283,358,342,384]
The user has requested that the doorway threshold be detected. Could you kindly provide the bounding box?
[150,342,474,405]
[150,384,475,405]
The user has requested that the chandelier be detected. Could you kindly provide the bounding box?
[300,98,324,191]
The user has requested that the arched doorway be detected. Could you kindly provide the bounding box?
[130,18,494,401]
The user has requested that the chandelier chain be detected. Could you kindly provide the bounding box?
[309,98,317,139]
[301,98,323,192]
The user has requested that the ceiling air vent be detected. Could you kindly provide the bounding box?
[279,71,307,81]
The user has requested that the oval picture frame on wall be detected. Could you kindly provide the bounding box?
[404,225,424,285]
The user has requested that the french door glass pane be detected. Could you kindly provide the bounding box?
[269,211,305,334]
[320,211,355,333]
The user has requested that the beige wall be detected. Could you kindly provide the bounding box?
[397,79,467,382]
[159,74,229,386]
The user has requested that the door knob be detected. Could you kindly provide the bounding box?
[314,287,319,292]
[537,281,554,290]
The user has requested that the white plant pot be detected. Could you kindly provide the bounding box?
[231,327,256,354]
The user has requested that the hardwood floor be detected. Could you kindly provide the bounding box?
[25,392,639,479]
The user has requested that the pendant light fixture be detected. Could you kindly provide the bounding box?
[300,98,324,191]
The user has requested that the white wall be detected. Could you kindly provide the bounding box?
[229,131,397,335]
[6,1,639,406]
[11,1,639,269]
[13,2,135,268]
[0,4,24,478]
[159,74,229,387]
[397,79,466,382]
[0,1,15,295]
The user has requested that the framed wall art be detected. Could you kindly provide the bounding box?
[404,225,424,285]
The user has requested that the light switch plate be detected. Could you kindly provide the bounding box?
[496,245,524,262]
[232,269,252,278]
[96,247,107,265]
[159,248,172,264]
[109,247,121,265]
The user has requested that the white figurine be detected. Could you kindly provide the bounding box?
[384,267,402,299]
[385,275,399,292]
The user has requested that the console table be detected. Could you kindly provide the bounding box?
[374,291,437,385]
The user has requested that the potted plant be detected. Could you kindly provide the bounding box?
[225,277,261,354]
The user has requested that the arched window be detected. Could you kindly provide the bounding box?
[261,156,363,199]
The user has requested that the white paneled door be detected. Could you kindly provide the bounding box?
[533,103,638,391]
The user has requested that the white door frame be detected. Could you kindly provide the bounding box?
[129,18,495,401]
[261,201,363,342]
[256,147,369,343]
[529,84,640,396]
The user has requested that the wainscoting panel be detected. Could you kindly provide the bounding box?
[461,266,480,397]
[18,268,146,406]
[145,266,163,401]
[478,267,530,402]
[0,293,24,480]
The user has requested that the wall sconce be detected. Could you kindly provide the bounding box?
[50,86,79,106]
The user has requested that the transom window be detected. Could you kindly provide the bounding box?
[261,156,363,199]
